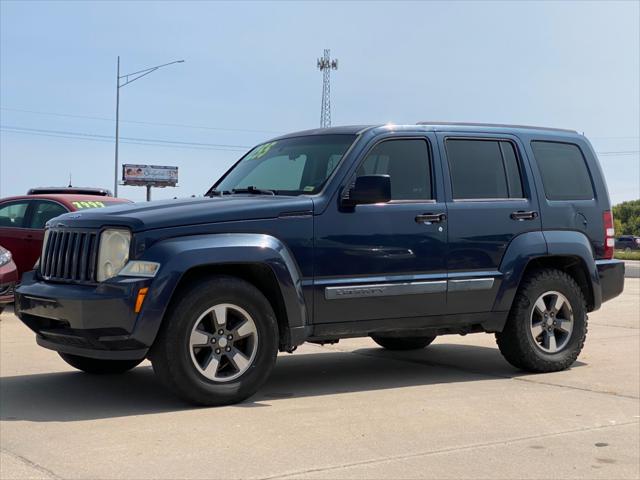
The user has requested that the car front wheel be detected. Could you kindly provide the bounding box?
[151,275,278,406]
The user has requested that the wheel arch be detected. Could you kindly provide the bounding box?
[131,233,310,350]
[169,263,292,350]
[493,230,601,315]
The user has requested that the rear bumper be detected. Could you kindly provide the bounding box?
[14,271,150,360]
[596,259,625,305]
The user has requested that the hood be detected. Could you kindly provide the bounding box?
[48,195,314,232]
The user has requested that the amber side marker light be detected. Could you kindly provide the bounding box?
[135,287,149,313]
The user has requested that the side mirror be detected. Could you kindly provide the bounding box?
[346,175,391,206]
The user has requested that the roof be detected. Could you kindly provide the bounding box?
[415,121,578,134]
[272,125,374,140]
[26,186,113,196]
[273,122,579,141]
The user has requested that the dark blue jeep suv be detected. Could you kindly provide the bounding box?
[15,122,625,405]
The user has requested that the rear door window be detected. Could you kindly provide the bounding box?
[29,201,69,229]
[445,139,523,200]
[0,202,29,228]
[530,141,594,200]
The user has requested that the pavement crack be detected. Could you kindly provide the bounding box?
[1,448,62,479]
[256,420,639,480]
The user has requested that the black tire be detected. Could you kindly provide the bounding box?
[59,353,143,374]
[150,275,279,406]
[496,268,587,373]
[371,335,436,351]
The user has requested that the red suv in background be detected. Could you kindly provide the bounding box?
[0,194,131,278]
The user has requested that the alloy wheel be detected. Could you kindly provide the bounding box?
[189,303,259,382]
[529,291,574,353]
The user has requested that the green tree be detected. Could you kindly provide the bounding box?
[613,199,640,236]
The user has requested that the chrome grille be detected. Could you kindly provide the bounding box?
[40,228,99,283]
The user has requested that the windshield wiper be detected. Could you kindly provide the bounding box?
[205,189,231,197]
[231,186,277,196]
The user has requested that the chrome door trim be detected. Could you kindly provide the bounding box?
[325,280,447,300]
[447,277,495,292]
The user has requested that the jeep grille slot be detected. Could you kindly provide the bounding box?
[40,228,98,283]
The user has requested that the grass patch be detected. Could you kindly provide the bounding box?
[614,250,640,261]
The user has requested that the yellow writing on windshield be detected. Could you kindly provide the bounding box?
[246,141,277,160]
[72,201,106,209]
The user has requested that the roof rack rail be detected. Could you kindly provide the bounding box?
[415,121,578,134]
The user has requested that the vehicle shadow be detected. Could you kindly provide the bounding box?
[0,343,585,422]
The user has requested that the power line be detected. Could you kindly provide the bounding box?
[0,107,283,135]
[596,151,639,156]
[0,126,249,152]
[2,123,637,156]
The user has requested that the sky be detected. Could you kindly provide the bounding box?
[1,0,638,204]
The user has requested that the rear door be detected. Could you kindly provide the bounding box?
[437,133,542,313]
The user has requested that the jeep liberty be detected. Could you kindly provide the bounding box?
[15,123,625,405]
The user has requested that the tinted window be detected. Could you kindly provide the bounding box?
[446,139,523,200]
[500,141,523,198]
[357,139,432,200]
[215,135,356,195]
[531,141,594,200]
[29,201,68,229]
[0,202,29,228]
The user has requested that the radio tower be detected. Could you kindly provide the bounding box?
[317,49,338,128]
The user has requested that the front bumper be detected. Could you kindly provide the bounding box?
[596,259,625,304]
[15,271,150,360]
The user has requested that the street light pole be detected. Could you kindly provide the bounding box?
[113,57,184,197]
[114,56,120,196]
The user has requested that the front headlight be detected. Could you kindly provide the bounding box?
[96,229,131,282]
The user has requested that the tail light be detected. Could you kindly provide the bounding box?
[603,210,615,259]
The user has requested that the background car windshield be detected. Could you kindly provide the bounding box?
[215,134,356,195]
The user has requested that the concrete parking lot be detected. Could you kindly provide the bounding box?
[1,280,638,480]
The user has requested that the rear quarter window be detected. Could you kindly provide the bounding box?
[531,141,594,201]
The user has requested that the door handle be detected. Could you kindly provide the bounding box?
[415,213,447,224]
[510,210,538,221]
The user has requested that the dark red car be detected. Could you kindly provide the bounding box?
[0,245,18,314]
[0,194,131,278]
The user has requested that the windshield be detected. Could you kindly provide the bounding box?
[212,134,356,195]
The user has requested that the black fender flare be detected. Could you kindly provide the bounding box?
[130,233,308,348]
[493,230,600,313]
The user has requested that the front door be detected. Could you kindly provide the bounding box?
[437,133,542,314]
[313,134,448,324]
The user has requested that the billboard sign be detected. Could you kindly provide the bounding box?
[122,164,178,187]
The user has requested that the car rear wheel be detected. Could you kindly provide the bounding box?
[58,353,143,374]
[151,275,278,406]
[370,335,436,350]
[496,268,587,372]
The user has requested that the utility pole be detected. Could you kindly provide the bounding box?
[113,57,184,197]
[317,49,338,128]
